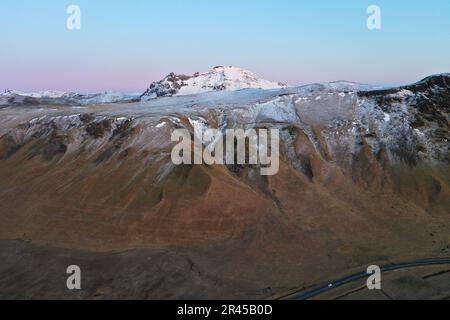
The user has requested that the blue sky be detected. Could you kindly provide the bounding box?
[1,0,449,92]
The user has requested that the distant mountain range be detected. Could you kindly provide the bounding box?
[0,89,141,106]
[0,65,389,106]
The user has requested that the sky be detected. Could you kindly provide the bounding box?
[1,0,449,92]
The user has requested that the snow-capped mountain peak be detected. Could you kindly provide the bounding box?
[141,66,287,99]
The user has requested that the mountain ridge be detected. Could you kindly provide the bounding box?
[2,70,449,106]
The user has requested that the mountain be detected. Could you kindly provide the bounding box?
[0,73,449,299]
[0,89,140,106]
[140,66,287,99]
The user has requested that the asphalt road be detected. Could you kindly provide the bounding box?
[280,258,450,300]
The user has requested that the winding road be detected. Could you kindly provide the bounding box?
[279,258,450,300]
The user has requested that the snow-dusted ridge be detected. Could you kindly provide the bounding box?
[0,72,448,168]
[3,89,69,99]
[0,89,141,106]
